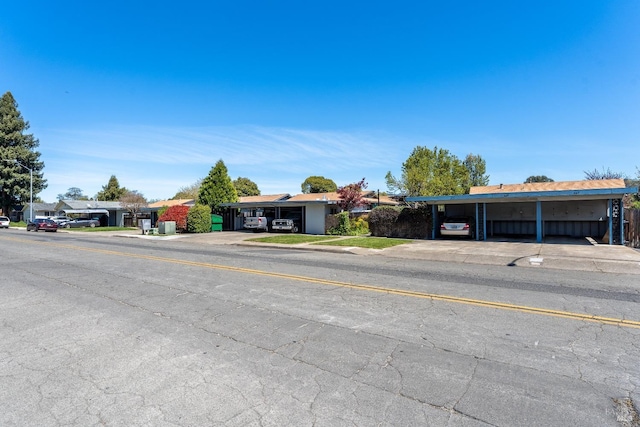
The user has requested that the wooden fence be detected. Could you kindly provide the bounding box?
[625,208,640,248]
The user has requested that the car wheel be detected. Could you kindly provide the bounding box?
[90,223,96,228]
[65,224,71,229]
[291,225,299,233]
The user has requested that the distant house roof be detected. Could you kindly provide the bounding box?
[287,192,339,202]
[470,179,627,195]
[239,194,290,203]
[23,202,57,212]
[148,199,195,208]
[287,191,398,206]
[56,200,125,210]
[362,194,399,206]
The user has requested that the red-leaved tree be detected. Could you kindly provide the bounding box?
[157,205,190,231]
[337,178,368,212]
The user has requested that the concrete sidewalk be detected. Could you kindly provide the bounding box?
[377,239,640,273]
[112,230,640,274]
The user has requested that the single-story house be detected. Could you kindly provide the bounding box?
[148,199,196,209]
[17,202,58,222]
[406,179,638,245]
[54,200,136,227]
[222,191,399,234]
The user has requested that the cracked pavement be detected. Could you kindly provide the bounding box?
[1,230,639,426]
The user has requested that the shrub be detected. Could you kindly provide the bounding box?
[326,212,369,236]
[157,205,190,232]
[187,204,212,233]
[368,206,401,237]
[351,214,369,235]
[369,205,431,238]
[157,205,169,219]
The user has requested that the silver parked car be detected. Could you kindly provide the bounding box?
[440,216,475,238]
[0,216,10,228]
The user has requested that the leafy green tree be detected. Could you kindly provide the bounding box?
[198,159,238,213]
[0,91,47,214]
[233,177,260,197]
[624,167,640,209]
[386,146,470,196]
[172,179,202,199]
[96,175,127,201]
[524,176,554,183]
[57,187,88,201]
[301,176,337,193]
[584,167,626,180]
[463,153,489,189]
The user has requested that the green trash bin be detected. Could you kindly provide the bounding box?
[211,214,223,232]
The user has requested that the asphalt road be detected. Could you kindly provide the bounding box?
[1,229,639,426]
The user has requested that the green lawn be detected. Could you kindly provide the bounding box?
[247,234,412,249]
[62,227,137,232]
[312,236,412,249]
[247,235,341,244]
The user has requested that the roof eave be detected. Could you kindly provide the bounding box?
[406,187,638,204]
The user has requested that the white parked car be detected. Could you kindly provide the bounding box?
[0,216,10,228]
[49,216,71,224]
[440,216,475,239]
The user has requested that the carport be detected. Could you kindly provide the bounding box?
[406,179,637,245]
[60,209,110,227]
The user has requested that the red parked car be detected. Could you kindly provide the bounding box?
[26,218,58,232]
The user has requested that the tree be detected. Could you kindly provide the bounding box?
[233,177,260,197]
[157,205,190,231]
[57,187,88,201]
[386,146,470,196]
[0,91,47,215]
[625,167,640,209]
[96,175,127,201]
[172,179,202,199]
[463,153,489,189]
[524,176,554,183]
[337,178,368,212]
[197,159,238,213]
[584,167,626,180]
[301,176,337,194]
[119,190,148,225]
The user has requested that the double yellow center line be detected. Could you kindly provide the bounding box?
[10,236,640,329]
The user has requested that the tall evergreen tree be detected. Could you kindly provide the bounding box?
[198,160,238,213]
[96,175,127,201]
[0,91,47,215]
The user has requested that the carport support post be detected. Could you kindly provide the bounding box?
[536,201,542,243]
[621,201,625,245]
[432,204,438,240]
[608,199,613,245]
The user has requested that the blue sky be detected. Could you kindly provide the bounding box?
[1,1,639,202]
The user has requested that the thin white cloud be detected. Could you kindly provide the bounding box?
[39,125,407,202]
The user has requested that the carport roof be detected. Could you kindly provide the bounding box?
[62,209,110,216]
[406,179,638,205]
